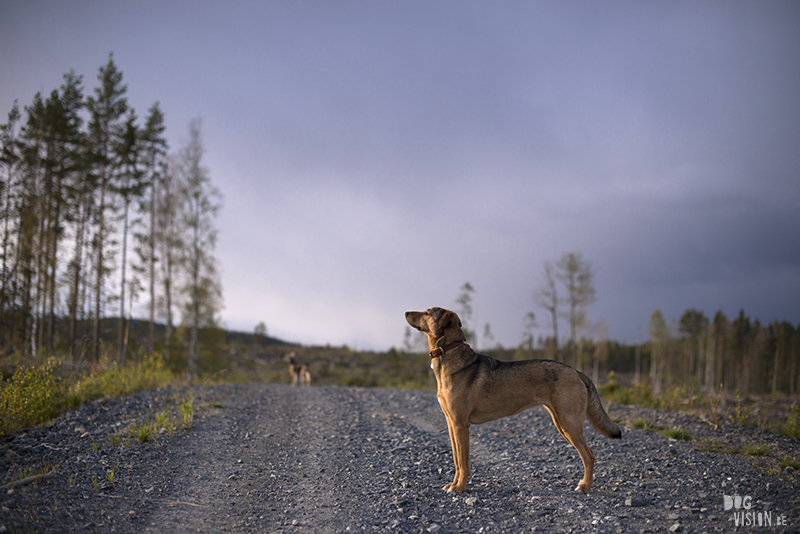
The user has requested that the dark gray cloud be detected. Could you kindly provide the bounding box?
[2,1,798,348]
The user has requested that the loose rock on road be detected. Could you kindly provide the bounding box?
[2,384,799,533]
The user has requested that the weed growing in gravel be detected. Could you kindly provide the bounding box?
[731,390,749,425]
[107,391,193,448]
[179,394,194,429]
[699,440,772,457]
[661,427,692,441]
[779,455,800,470]
[90,476,100,491]
[631,418,691,440]
[736,442,771,457]
[137,423,153,443]
[155,410,176,436]
[105,468,115,484]
[697,438,727,453]
[632,418,665,432]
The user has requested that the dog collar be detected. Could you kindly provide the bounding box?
[429,341,465,359]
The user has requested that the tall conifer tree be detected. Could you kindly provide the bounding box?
[86,53,128,361]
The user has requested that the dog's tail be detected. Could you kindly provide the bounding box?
[578,372,622,439]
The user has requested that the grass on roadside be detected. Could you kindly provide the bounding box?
[1,353,176,437]
[599,373,800,441]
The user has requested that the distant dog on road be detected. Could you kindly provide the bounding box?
[284,352,311,386]
[405,307,621,494]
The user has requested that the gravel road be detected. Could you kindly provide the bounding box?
[2,384,799,533]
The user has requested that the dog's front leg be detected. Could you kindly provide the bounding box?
[449,423,470,493]
[443,419,470,493]
[443,418,459,492]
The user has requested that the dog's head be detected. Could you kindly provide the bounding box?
[284,352,296,363]
[405,307,465,346]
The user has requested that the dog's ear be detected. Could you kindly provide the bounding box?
[435,309,460,335]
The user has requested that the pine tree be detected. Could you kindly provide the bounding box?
[43,72,84,352]
[114,109,145,365]
[0,101,22,350]
[137,102,167,354]
[85,53,128,361]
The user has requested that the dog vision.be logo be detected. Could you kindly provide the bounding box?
[723,494,790,528]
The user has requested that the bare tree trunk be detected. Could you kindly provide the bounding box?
[93,180,105,362]
[705,328,716,394]
[68,200,85,359]
[148,181,156,354]
[118,191,129,367]
[187,204,200,381]
[772,342,780,395]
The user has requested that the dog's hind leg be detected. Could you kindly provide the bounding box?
[544,405,595,494]
[561,419,595,494]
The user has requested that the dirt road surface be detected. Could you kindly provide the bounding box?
[2,384,799,533]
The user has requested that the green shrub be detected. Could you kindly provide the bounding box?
[1,354,176,437]
[597,371,620,397]
[0,358,67,435]
[779,403,800,440]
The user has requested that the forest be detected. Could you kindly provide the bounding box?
[508,306,799,400]
[0,54,222,379]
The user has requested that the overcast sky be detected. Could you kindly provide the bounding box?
[2,1,799,350]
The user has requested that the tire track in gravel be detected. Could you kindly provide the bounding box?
[135,385,451,533]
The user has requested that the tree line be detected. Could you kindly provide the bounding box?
[0,54,222,379]
[648,307,799,398]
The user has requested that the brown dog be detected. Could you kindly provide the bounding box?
[284,352,311,386]
[405,307,621,494]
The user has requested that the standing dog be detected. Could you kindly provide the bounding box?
[405,307,621,494]
[284,352,311,386]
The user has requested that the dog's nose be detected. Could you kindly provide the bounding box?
[405,311,411,318]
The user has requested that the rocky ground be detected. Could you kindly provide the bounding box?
[1,384,799,533]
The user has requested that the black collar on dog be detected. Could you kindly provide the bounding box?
[429,341,465,359]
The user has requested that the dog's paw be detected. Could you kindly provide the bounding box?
[574,484,590,494]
